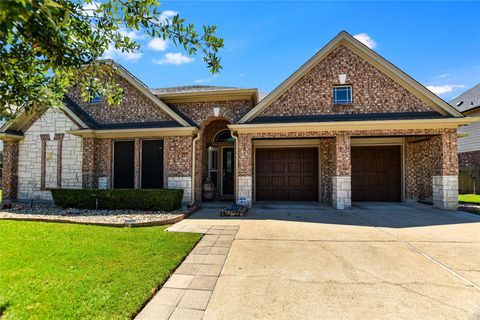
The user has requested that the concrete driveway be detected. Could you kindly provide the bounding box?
[174,202,480,319]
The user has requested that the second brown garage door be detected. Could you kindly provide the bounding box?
[351,146,401,202]
[255,148,318,201]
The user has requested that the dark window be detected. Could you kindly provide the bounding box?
[113,141,134,188]
[89,91,102,104]
[214,130,234,143]
[333,85,352,104]
[141,140,164,188]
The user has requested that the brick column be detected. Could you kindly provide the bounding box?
[2,141,19,203]
[332,134,351,210]
[432,132,458,210]
[134,138,141,189]
[236,133,253,207]
[82,138,96,188]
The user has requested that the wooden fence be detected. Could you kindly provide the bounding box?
[459,166,480,194]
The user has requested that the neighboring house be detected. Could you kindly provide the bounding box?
[1,31,477,210]
[450,84,480,168]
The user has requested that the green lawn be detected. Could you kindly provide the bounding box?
[459,194,480,203]
[0,221,201,319]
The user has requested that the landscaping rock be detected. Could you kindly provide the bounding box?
[0,204,199,227]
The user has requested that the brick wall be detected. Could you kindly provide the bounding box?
[259,45,435,117]
[2,141,19,202]
[459,150,480,168]
[69,74,174,124]
[171,100,253,127]
[17,109,83,200]
[235,128,457,205]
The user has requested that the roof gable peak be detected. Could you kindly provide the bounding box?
[239,31,462,123]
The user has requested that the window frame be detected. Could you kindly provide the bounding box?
[89,91,102,104]
[332,85,353,105]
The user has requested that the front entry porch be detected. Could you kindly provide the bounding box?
[201,120,236,202]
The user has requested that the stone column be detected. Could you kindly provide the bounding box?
[332,134,351,210]
[432,132,458,210]
[81,138,96,188]
[236,134,253,207]
[2,140,19,203]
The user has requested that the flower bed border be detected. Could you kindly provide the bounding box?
[0,205,200,227]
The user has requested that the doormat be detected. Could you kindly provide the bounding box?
[220,204,248,217]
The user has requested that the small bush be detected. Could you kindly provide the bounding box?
[51,189,184,212]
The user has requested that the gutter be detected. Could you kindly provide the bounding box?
[190,132,201,206]
[231,130,239,205]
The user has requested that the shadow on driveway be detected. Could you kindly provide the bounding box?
[188,201,480,229]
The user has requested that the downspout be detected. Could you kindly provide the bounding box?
[191,132,201,206]
[231,130,239,205]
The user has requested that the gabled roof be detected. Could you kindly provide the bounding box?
[102,60,191,127]
[0,60,193,134]
[150,85,240,94]
[239,31,463,123]
[450,83,480,114]
[152,85,259,104]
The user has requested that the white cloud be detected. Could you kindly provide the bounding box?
[193,78,211,84]
[437,73,450,78]
[426,84,465,95]
[119,28,146,41]
[157,10,179,25]
[103,46,143,62]
[353,33,377,49]
[82,1,100,16]
[148,38,168,51]
[153,53,193,65]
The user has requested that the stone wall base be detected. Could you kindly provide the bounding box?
[167,177,192,204]
[237,176,252,207]
[332,176,351,210]
[432,176,458,210]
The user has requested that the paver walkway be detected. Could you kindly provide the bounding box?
[135,225,239,320]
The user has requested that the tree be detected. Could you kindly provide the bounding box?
[0,0,223,120]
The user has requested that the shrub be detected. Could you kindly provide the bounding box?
[51,189,184,212]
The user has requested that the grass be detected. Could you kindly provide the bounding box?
[0,221,201,319]
[459,194,480,204]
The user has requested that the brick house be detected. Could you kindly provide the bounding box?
[1,31,477,210]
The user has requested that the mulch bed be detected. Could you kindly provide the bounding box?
[0,203,200,227]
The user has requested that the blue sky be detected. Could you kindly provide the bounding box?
[106,1,480,101]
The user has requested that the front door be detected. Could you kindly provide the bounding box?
[222,147,235,196]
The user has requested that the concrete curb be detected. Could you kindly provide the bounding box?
[0,205,201,228]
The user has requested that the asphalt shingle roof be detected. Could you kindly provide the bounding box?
[149,85,242,95]
[450,83,480,113]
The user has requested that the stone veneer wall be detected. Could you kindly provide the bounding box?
[332,135,351,209]
[235,128,457,208]
[432,176,458,210]
[459,150,480,168]
[259,45,435,117]
[17,109,83,200]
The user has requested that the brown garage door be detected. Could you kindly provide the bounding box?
[255,148,318,201]
[352,146,401,202]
